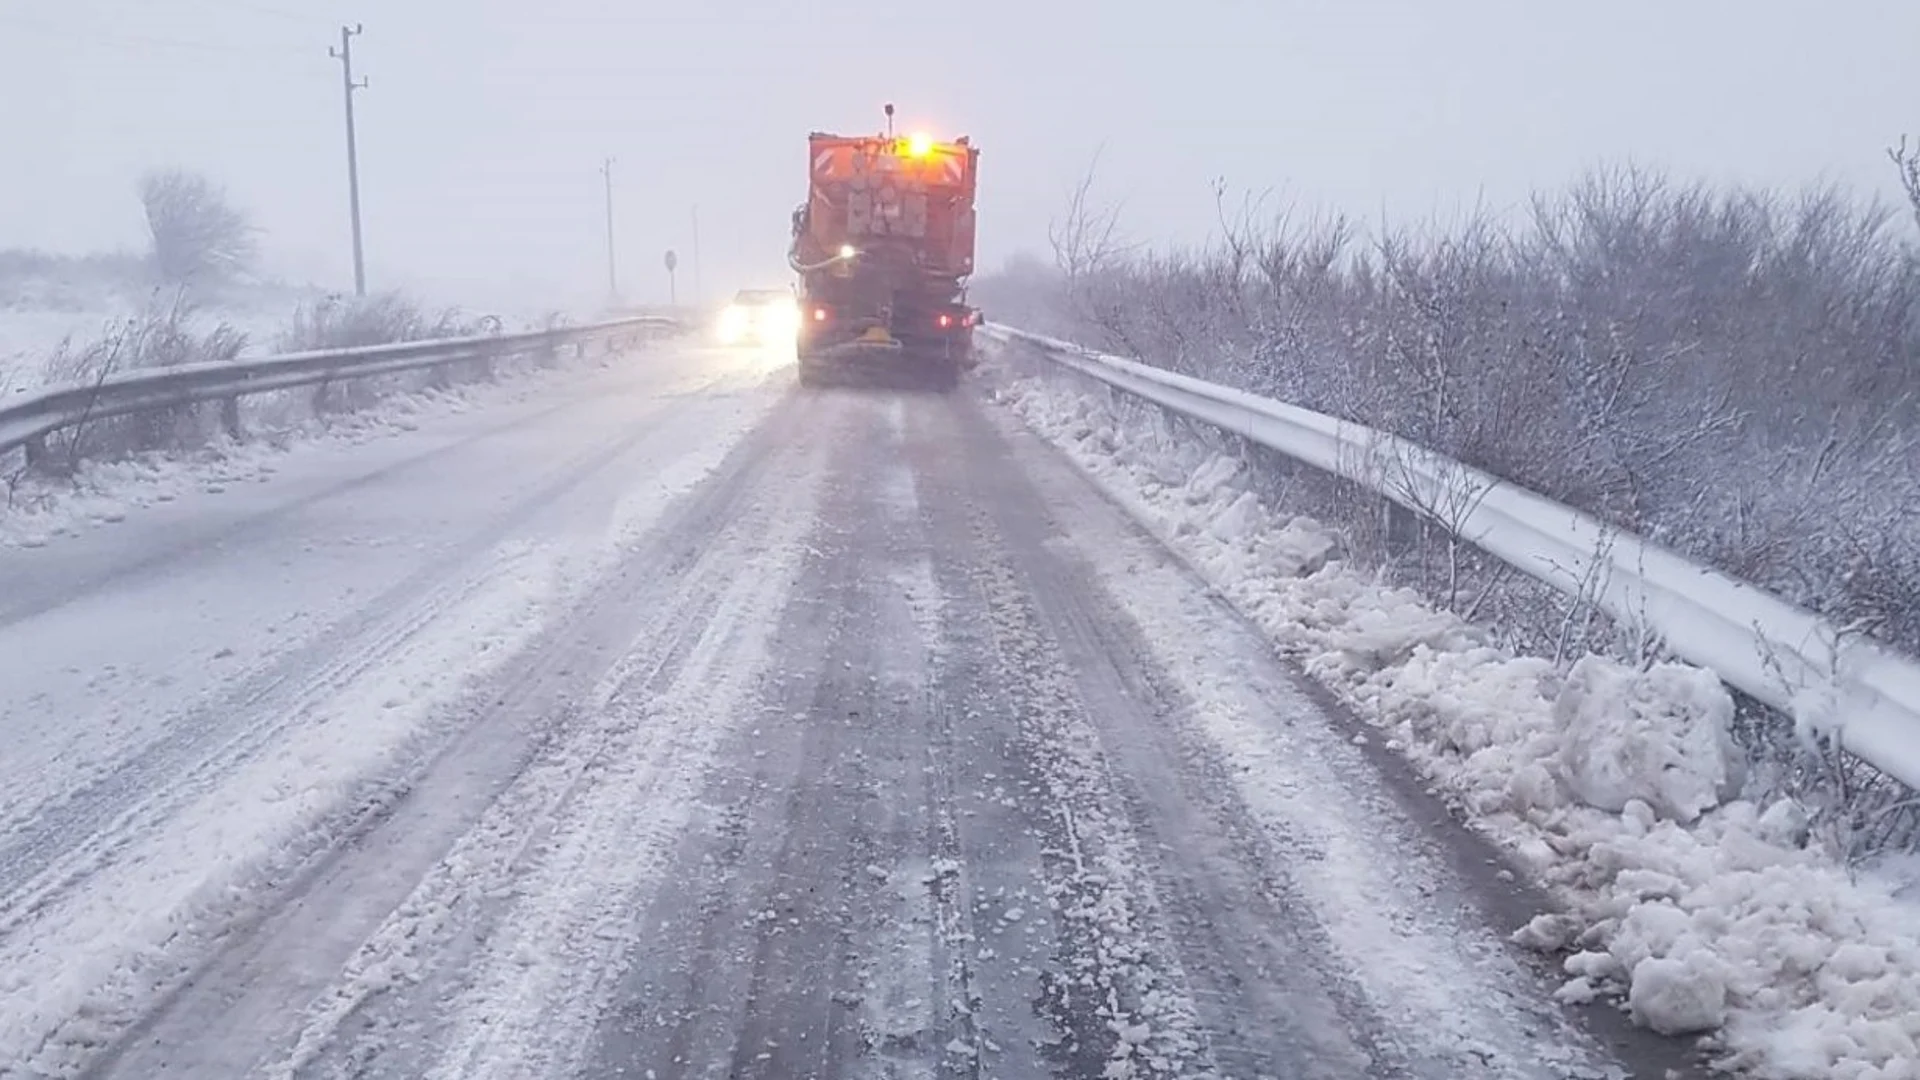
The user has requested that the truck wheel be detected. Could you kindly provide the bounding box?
[797,360,827,388]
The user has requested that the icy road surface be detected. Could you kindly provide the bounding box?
[0,345,1693,1079]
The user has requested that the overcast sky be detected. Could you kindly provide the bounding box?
[3,0,1917,311]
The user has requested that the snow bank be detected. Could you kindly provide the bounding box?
[993,369,1920,1080]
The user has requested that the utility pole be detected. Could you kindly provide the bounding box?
[601,157,618,301]
[690,204,703,305]
[328,24,369,296]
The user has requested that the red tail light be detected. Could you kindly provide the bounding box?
[936,313,954,329]
[810,306,830,322]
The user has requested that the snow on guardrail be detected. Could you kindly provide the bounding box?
[0,316,681,463]
[983,323,1920,793]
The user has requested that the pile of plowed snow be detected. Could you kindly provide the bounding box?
[995,368,1920,1080]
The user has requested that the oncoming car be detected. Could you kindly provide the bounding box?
[716,288,801,346]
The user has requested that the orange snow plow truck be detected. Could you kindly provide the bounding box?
[789,108,980,391]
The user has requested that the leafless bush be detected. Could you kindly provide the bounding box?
[138,170,258,287]
[1002,166,1920,652]
[279,293,489,413]
[276,292,481,352]
[38,291,248,468]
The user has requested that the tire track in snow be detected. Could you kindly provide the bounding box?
[0,385,723,921]
[949,396,1397,1078]
[689,396,921,1080]
[971,397,1649,1079]
[399,439,832,1080]
[0,356,654,631]
[12,385,800,1078]
[898,395,1085,1080]
[0,346,775,840]
[962,518,1216,1080]
[586,390,1233,1079]
[586,391,1003,1080]
[895,396,1221,1079]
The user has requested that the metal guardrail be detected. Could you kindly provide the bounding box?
[984,323,1920,793]
[0,316,679,464]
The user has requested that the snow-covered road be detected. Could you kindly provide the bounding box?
[0,344,1697,1078]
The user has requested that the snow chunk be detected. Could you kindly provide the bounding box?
[1181,454,1242,503]
[1553,977,1601,1005]
[1757,797,1812,849]
[1554,656,1740,824]
[1512,912,1581,953]
[1207,490,1264,542]
[1628,953,1727,1035]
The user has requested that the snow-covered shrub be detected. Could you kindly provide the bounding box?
[275,292,483,353]
[278,292,491,414]
[33,292,247,469]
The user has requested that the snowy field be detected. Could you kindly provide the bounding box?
[0,281,313,394]
[0,268,575,397]
[988,356,1920,1080]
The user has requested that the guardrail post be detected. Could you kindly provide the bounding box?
[23,436,50,473]
[220,397,244,441]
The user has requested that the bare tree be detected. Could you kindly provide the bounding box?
[138,169,258,286]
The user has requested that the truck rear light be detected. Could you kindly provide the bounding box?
[936,313,954,329]
[810,306,830,322]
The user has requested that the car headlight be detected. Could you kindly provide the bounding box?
[717,305,747,342]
